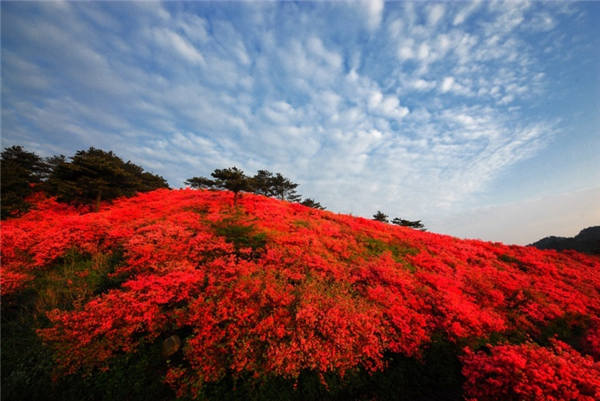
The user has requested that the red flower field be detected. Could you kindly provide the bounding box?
[2,189,599,400]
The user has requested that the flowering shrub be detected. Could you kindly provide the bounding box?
[461,340,600,401]
[1,188,599,400]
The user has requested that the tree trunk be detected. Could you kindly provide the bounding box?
[95,190,102,212]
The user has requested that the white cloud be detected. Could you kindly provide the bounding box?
[527,12,556,32]
[440,76,455,93]
[362,0,384,31]
[177,14,209,43]
[453,0,481,26]
[152,28,205,64]
[368,90,409,119]
[427,4,445,27]
[307,36,343,69]
[412,78,436,91]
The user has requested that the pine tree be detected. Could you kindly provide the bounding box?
[372,211,389,223]
[45,147,168,211]
[1,146,49,218]
[300,198,325,210]
[269,173,301,202]
[251,170,275,197]
[392,217,426,231]
[186,167,253,205]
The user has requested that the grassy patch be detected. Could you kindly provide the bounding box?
[292,219,310,228]
[360,236,418,271]
[213,217,268,260]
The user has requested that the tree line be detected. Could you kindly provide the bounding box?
[185,167,323,209]
[372,210,426,231]
[1,146,169,218]
[2,145,423,229]
[1,146,323,219]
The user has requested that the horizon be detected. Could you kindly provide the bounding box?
[2,1,599,245]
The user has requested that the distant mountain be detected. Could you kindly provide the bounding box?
[529,226,600,255]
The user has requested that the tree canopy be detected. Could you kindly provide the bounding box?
[1,146,50,218]
[300,198,325,210]
[1,145,169,217]
[251,170,300,202]
[392,217,426,231]
[45,147,169,210]
[372,210,389,223]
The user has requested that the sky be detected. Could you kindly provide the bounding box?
[2,1,599,245]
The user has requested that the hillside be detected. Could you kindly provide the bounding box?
[2,189,600,401]
[530,226,600,255]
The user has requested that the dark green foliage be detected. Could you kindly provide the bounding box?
[45,147,169,210]
[1,146,50,219]
[372,210,389,223]
[300,198,325,210]
[251,169,276,197]
[185,176,217,189]
[250,170,301,201]
[392,217,426,231]
[213,218,268,260]
[262,172,301,202]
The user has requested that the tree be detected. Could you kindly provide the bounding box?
[251,170,275,197]
[1,146,50,219]
[184,176,216,189]
[268,173,301,202]
[392,217,426,231]
[300,198,325,210]
[186,167,253,205]
[45,147,169,211]
[250,170,302,202]
[372,211,389,223]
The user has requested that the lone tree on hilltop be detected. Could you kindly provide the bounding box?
[392,217,426,231]
[372,210,389,223]
[186,166,253,205]
[1,146,50,218]
[45,147,169,211]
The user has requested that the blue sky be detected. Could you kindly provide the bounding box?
[2,1,599,244]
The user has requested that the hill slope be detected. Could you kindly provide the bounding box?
[530,226,600,255]
[2,189,599,401]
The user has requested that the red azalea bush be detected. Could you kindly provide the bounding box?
[1,188,599,399]
[461,340,600,401]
